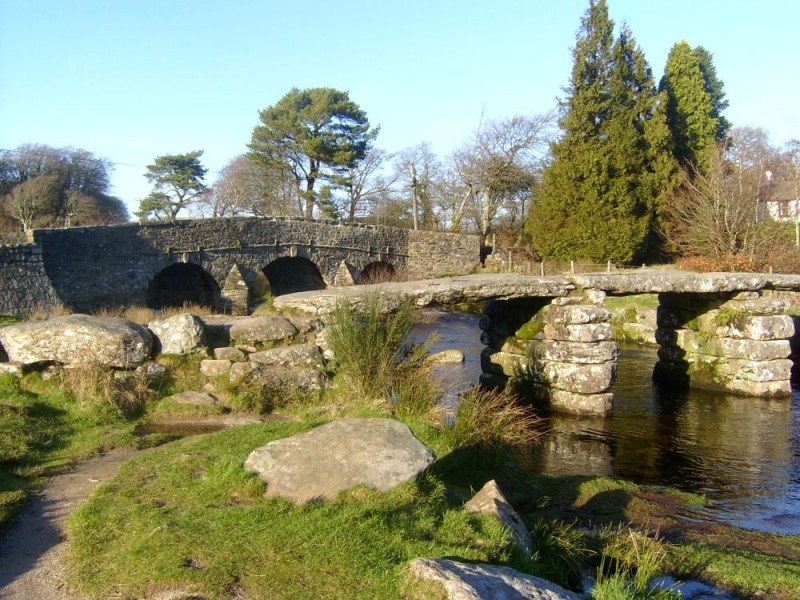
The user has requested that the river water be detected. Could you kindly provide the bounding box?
[412,310,800,535]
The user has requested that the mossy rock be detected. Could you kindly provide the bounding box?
[515,321,545,341]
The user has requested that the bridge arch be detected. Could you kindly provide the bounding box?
[357,261,398,284]
[262,256,327,296]
[146,263,222,310]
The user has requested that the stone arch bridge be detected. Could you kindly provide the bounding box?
[274,269,800,416]
[13,217,479,314]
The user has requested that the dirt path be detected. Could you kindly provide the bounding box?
[0,450,141,599]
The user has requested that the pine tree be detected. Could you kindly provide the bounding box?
[529,1,674,263]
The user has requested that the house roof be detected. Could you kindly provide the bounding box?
[759,179,800,203]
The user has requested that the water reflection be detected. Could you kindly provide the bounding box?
[412,311,800,534]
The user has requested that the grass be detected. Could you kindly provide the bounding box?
[0,373,150,526]
[66,423,516,600]
[63,416,799,599]
[668,542,800,600]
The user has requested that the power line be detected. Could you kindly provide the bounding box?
[0,148,224,175]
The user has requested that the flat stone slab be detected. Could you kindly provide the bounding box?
[406,558,581,600]
[229,316,298,344]
[274,269,800,315]
[168,391,218,407]
[244,418,435,503]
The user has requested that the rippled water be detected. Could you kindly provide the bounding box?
[412,310,800,535]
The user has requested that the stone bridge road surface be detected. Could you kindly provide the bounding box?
[0,449,141,599]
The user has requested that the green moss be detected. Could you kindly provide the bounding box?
[516,320,545,340]
[610,306,639,340]
[604,294,659,312]
[0,315,21,326]
[714,308,748,329]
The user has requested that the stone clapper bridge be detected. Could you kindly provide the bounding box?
[274,269,800,416]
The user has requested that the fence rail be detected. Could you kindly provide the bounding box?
[484,251,650,276]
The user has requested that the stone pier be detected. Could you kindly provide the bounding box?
[479,290,619,416]
[654,291,795,396]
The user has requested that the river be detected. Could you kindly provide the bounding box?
[412,310,800,535]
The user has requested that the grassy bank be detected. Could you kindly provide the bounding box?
[62,415,800,599]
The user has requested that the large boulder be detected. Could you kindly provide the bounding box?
[244,418,435,503]
[406,558,581,600]
[0,314,153,368]
[148,313,206,355]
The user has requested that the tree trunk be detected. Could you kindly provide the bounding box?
[304,176,316,219]
[410,163,419,231]
[481,188,492,244]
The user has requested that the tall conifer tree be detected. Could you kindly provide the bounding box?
[529,1,673,262]
[659,41,727,173]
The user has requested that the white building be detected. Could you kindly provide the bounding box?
[757,178,800,222]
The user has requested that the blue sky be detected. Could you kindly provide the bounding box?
[2,0,799,217]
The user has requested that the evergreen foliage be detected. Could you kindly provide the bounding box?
[248,87,376,219]
[529,1,677,263]
[136,150,208,221]
[659,41,727,173]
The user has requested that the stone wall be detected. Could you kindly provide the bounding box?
[654,292,795,396]
[23,218,479,312]
[479,290,618,416]
[0,244,58,316]
[0,232,33,246]
[407,229,480,278]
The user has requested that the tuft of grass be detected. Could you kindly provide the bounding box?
[252,292,276,315]
[444,386,542,451]
[528,517,593,589]
[58,364,156,420]
[390,364,444,425]
[596,526,672,595]
[28,302,72,321]
[325,294,419,401]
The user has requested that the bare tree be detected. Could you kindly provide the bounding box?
[451,113,554,243]
[394,143,443,230]
[194,155,300,219]
[5,174,60,231]
[666,142,768,263]
[341,148,396,221]
[0,144,126,229]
